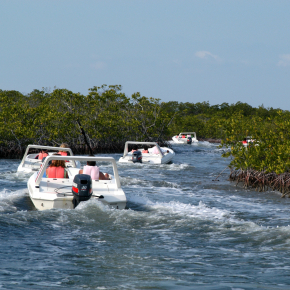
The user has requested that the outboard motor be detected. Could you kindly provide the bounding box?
[132,150,142,163]
[72,174,93,208]
[187,137,192,144]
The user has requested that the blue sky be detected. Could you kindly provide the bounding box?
[1,0,290,109]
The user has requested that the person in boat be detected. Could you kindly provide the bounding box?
[131,144,139,153]
[46,154,68,178]
[79,157,110,180]
[142,145,149,153]
[35,149,48,160]
[182,135,186,138]
[58,143,70,156]
[152,144,164,155]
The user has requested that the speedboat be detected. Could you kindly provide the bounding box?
[27,156,126,210]
[17,145,80,173]
[242,136,258,147]
[118,141,175,164]
[172,132,198,144]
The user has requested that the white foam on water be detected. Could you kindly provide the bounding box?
[127,191,154,206]
[122,189,290,241]
[0,188,26,201]
[120,175,180,190]
[0,187,28,214]
[120,176,152,187]
[193,141,219,148]
[74,197,109,212]
[0,170,32,183]
[150,200,230,220]
[160,162,192,171]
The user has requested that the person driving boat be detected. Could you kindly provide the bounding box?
[36,149,48,160]
[58,143,70,156]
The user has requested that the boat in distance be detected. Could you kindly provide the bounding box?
[27,156,126,210]
[118,141,175,164]
[17,144,80,173]
[171,132,198,144]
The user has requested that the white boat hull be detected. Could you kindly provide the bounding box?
[171,132,198,144]
[171,136,198,144]
[28,174,126,211]
[119,147,175,164]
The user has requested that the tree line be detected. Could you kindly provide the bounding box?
[0,85,288,167]
[0,85,176,157]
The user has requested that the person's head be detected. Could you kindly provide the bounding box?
[60,143,69,148]
[133,144,138,150]
[87,154,96,166]
[59,143,69,152]
[50,154,65,168]
[143,145,148,150]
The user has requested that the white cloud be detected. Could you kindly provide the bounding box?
[90,61,106,70]
[278,54,290,67]
[195,51,221,61]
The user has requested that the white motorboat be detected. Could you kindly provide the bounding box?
[242,136,258,147]
[118,141,175,164]
[27,155,126,210]
[171,132,198,144]
[17,145,80,173]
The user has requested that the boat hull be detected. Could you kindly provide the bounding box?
[171,136,198,143]
[119,147,175,164]
[29,196,127,211]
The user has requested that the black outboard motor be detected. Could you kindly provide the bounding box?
[132,150,142,163]
[72,174,93,208]
[187,137,192,144]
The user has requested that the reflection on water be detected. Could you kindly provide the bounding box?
[0,142,290,289]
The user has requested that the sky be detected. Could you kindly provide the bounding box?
[1,0,290,110]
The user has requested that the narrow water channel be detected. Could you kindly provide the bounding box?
[0,142,289,289]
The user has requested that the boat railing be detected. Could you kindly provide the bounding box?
[19,145,75,168]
